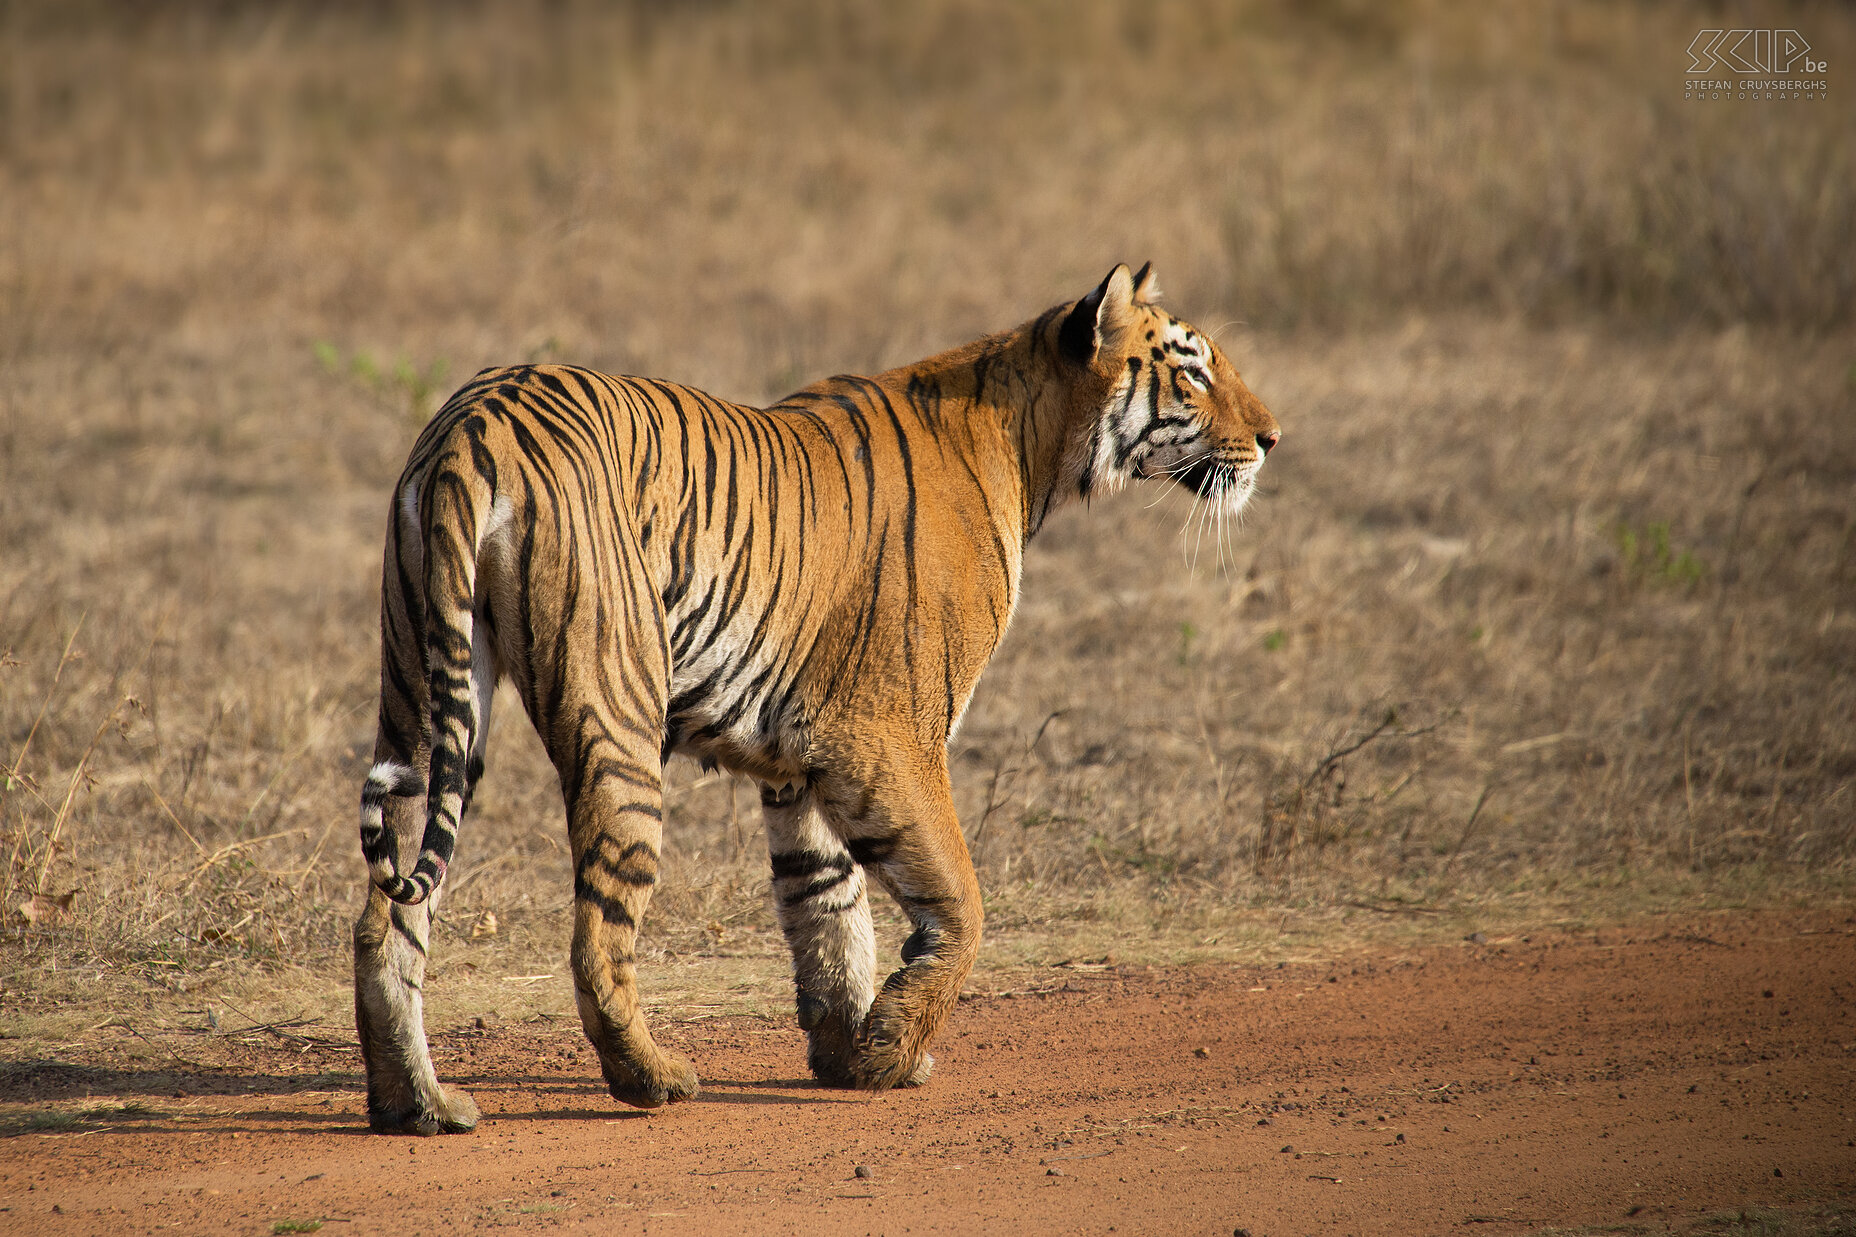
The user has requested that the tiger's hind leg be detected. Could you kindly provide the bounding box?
[353,746,484,1135]
[550,705,699,1109]
[761,780,889,1088]
[354,475,495,1135]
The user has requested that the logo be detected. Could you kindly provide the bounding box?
[1684,29,1828,101]
[1686,30,1823,75]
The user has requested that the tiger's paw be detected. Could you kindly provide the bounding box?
[844,1013,934,1091]
[798,997,866,1089]
[601,1051,701,1110]
[368,1085,481,1135]
[898,1051,934,1087]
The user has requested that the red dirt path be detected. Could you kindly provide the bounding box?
[2,913,1852,1235]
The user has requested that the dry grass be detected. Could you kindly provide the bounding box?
[2,0,1852,1042]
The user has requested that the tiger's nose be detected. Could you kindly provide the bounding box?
[1257,430,1280,457]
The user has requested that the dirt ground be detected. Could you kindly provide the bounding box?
[1,912,1851,1236]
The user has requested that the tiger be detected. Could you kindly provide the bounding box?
[352,262,1281,1133]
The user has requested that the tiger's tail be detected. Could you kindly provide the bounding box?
[359,434,500,908]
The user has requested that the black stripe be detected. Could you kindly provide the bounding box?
[769,849,851,881]
[781,868,854,908]
[573,882,638,929]
[389,908,428,955]
[845,834,896,867]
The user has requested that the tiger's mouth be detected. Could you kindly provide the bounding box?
[1171,454,1222,497]
[1169,451,1255,498]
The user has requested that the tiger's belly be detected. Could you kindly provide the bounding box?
[661,618,808,789]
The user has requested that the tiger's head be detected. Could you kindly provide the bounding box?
[1055,262,1280,519]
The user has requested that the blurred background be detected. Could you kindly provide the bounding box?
[2,1,1852,1023]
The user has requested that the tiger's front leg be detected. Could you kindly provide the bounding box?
[761,780,886,1087]
[827,758,982,1091]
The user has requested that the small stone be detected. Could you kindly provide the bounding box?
[853,1165,873,1180]
[474,1016,487,1030]
[1256,1117,1272,1126]
[1280,1145,1293,1154]
[1046,1166,1063,1176]
[1194,1047,1210,1059]
[1395,1133,1406,1144]
[1465,932,1487,945]
[1774,1168,1783,1178]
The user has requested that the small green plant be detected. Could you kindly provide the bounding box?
[392,356,450,420]
[0,1103,165,1138]
[1614,520,1704,586]
[312,341,450,423]
[273,1221,324,1235]
[1176,621,1199,665]
[1262,628,1287,652]
[4,1111,83,1135]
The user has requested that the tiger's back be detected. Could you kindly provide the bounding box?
[385,357,1025,774]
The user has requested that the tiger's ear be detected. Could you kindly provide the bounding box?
[1131,261,1161,305]
[1059,264,1137,367]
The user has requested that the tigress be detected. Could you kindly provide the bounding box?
[353,263,1281,1133]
